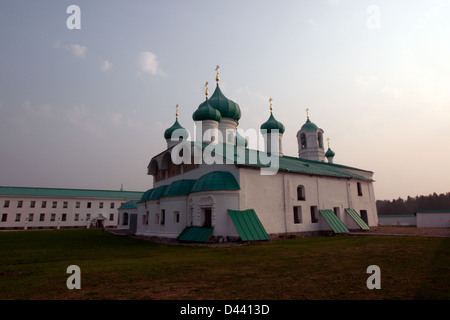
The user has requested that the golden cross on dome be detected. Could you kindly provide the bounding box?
[176,104,179,119]
[306,107,310,119]
[327,137,330,148]
[215,65,220,84]
[205,81,209,99]
[269,98,273,113]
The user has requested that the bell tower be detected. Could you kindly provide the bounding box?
[296,108,325,162]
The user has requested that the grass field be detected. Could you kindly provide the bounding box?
[0,229,448,300]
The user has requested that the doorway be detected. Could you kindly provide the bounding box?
[203,208,212,227]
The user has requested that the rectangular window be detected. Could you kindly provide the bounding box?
[50,214,56,221]
[161,209,165,225]
[61,214,67,222]
[293,206,302,224]
[1,213,7,222]
[155,213,160,224]
[109,213,114,221]
[28,213,34,222]
[87,202,91,209]
[99,202,103,209]
[63,201,68,208]
[39,213,45,222]
[142,214,147,225]
[30,201,35,208]
[76,202,80,208]
[17,200,23,208]
[41,201,47,208]
[3,200,10,208]
[74,214,79,221]
[110,202,115,209]
[146,211,149,225]
[174,211,180,223]
[86,213,91,221]
[310,206,319,223]
[15,213,21,222]
[52,201,57,208]
[357,182,363,196]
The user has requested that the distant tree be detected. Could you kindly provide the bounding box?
[376,192,450,215]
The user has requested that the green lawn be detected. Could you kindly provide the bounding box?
[0,229,448,300]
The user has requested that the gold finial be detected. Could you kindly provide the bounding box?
[215,65,220,84]
[269,98,273,113]
[205,81,209,99]
[176,104,179,119]
[306,107,310,119]
[327,137,330,148]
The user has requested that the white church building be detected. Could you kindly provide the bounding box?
[135,68,377,242]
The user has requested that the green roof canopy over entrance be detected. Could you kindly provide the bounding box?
[319,210,349,233]
[345,208,370,230]
[228,209,269,241]
[177,226,214,243]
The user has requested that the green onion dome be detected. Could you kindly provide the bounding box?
[260,113,285,134]
[208,85,241,121]
[325,147,335,157]
[192,99,222,122]
[301,118,319,132]
[164,119,188,140]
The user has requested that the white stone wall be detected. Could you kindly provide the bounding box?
[238,168,378,235]
[416,212,450,228]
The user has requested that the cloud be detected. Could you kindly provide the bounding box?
[66,104,88,125]
[355,76,377,88]
[137,51,167,76]
[66,44,87,58]
[22,101,53,118]
[100,60,112,72]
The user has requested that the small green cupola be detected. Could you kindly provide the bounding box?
[260,98,285,156]
[260,98,285,134]
[164,104,188,148]
[325,138,335,163]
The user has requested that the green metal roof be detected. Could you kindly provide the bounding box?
[319,210,349,233]
[191,142,372,181]
[345,208,370,230]
[177,226,214,243]
[149,185,169,200]
[260,113,285,134]
[228,209,269,241]
[118,200,138,210]
[162,179,197,197]
[300,118,319,132]
[0,186,143,199]
[164,118,188,140]
[208,84,241,121]
[190,171,240,193]
[192,99,222,122]
[139,188,154,202]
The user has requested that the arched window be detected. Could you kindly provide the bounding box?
[300,133,307,149]
[123,212,129,226]
[297,185,305,200]
[318,132,324,148]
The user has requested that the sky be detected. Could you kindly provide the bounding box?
[0,0,449,201]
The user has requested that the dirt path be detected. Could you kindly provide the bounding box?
[355,226,450,237]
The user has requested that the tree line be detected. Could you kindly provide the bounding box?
[376,192,450,215]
